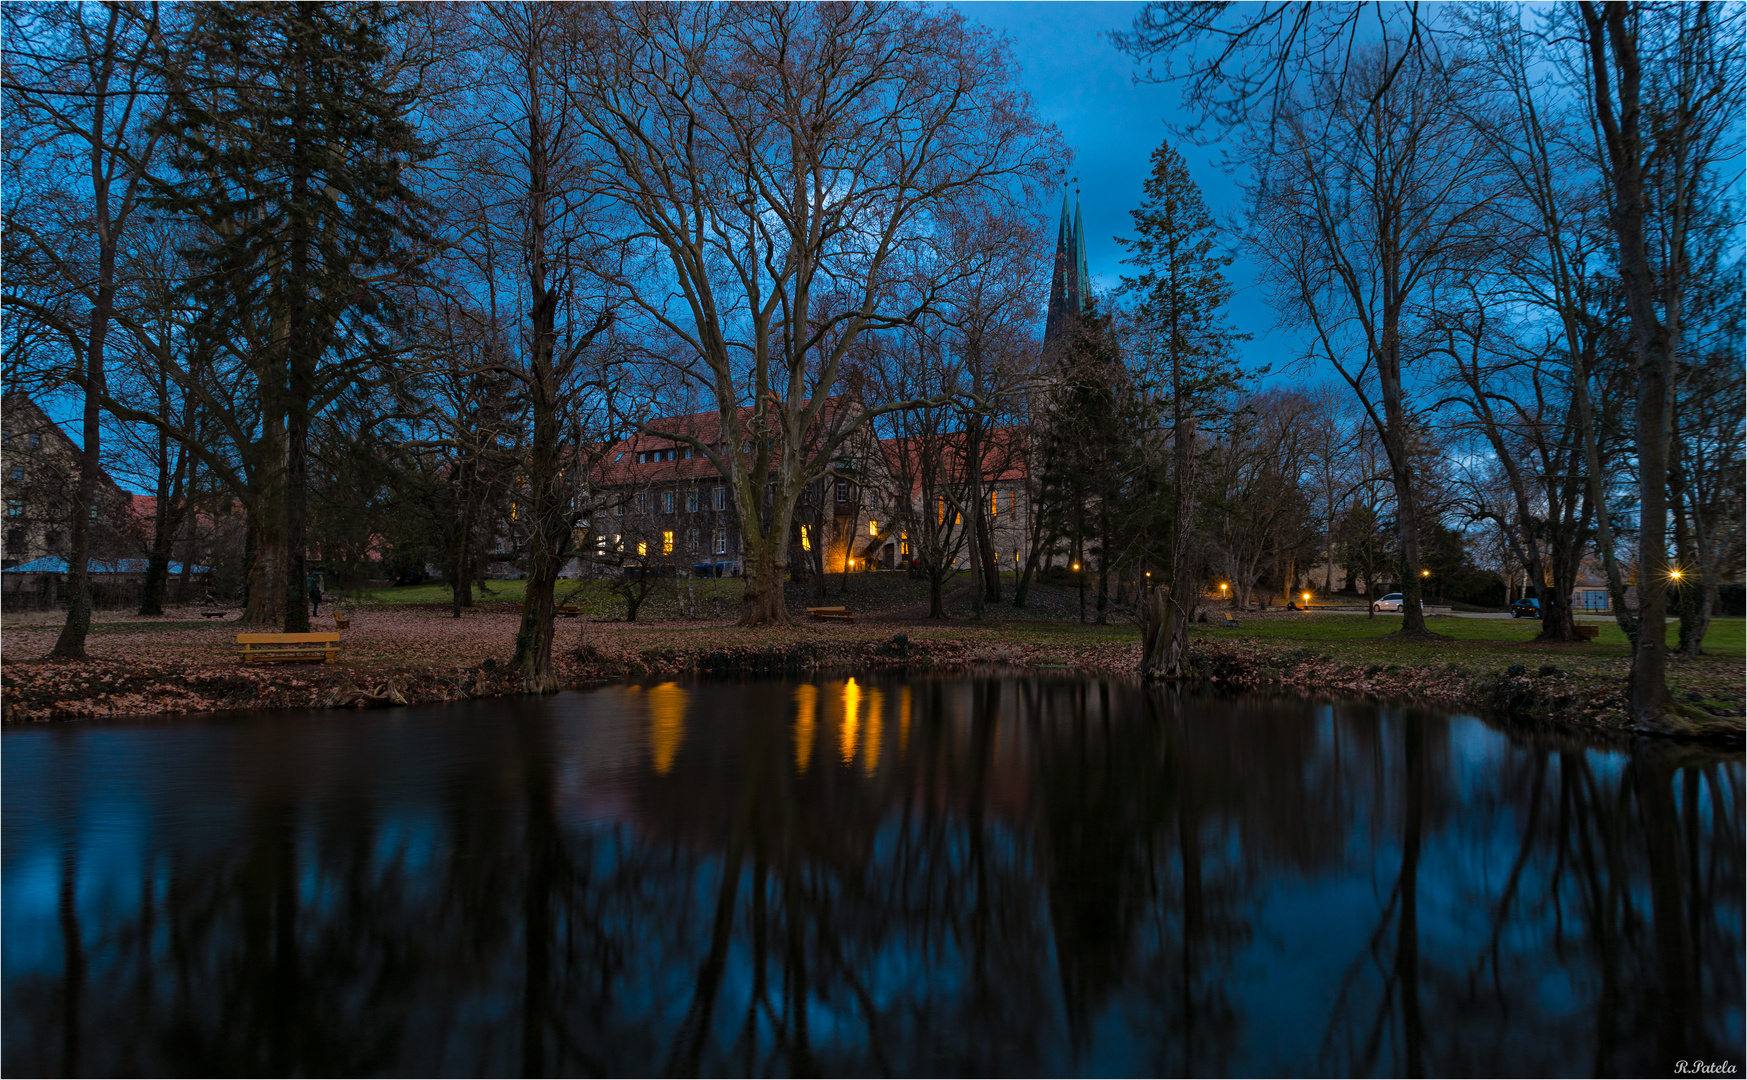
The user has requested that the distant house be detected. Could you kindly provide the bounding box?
[587,399,882,577]
[874,427,1033,572]
[1,393,139,570]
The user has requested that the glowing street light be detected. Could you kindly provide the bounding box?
[1421,568,1431,578]
[1669,567,1685,582]
[1303,591,1312,606]
[1072,562,1080,572]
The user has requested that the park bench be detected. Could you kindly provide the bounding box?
[515,602,584,617]
[806,606,855,624]
[237,632,342,665]
[332,610,351,630]
[200,610,229,619]
[1223,612,1240,628]
[1575,624,1599,641]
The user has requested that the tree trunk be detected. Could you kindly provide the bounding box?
[1377,337,1430,636]
[49,273,115,658]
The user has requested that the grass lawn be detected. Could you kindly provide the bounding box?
[1189,612,1743,712]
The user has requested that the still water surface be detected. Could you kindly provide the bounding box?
[4,676,1741,1077]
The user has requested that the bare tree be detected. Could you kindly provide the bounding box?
[562,3,1056,625]
[1248,46,1500,636]
[456,4,625,692]
[1574,0,1743,725]
[3,1,167,654]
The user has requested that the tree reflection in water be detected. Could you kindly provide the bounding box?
[3,677,1740,1076]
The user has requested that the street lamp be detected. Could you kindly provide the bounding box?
[1302,590,1312,608]
[1072,562,1080,572]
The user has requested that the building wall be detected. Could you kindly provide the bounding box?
[1,394,138,569]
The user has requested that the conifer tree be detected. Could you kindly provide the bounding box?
[152,1,432,630]
[1120,138,1246,678]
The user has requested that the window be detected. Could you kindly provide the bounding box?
[637,493,648,513]
[663,491,675,514]
[637,451,647,464]
[686,490,698,513]
[836,480,848,503]
[715,528,728,555]
[662,530,674,555]
[800,525,811,551]
[8,465,21,481]
[637,541,648,556]
[900,540,910,556]
[688,528,698,552]
[614,500,623,517]
[27,433,41,448]
[990,490,998,516]
[1,429,9,446]
[714,486,725,510]
[6,500,22,519]
[45,530,59,547]
[868,520,878,537]
[612,533,622,551]
[5,527,21,549]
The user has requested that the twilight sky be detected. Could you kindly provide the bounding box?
[955,1,1312,384]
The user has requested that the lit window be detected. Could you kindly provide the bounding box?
[990,491,998,516]
[637,541,647,556]
[900,540,909,556]
[715,528,727,555]
[662,530,673,555]
[869,520,878,537]
[801,525,811,551]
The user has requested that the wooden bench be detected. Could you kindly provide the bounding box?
[332,610,350,630]
[806,606,855,624]
[1575,624,1599,641]
[1223,612,1240,627]
[237,632,342,665]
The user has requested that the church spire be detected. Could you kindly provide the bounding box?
[1043,179,1089,352]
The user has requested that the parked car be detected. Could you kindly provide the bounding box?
[1511,597,1541,619]
[1372,592,1404,613]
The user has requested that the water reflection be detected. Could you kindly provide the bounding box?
[3,677,1740,1077]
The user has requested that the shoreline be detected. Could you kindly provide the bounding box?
[4,629,1741,748]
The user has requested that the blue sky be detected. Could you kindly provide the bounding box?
[955,1,1311,382]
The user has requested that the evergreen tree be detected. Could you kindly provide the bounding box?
[1119,138,1247,677]
[152,1,432,630]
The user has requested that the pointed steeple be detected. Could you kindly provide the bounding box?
[1072,195,1089,307]
[1044,179,1090,353]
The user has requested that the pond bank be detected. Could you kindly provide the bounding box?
[3,628,1740,747]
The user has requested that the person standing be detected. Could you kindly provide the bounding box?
[308,579,322,616]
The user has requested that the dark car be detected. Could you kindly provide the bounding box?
[1511,597,1541,619]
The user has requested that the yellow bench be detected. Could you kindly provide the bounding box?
[806,606,855,623]
[237,632,342,664]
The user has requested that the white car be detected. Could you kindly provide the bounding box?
[1372,592,1404,613]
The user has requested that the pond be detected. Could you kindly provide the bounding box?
[4,676,1741,1077]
